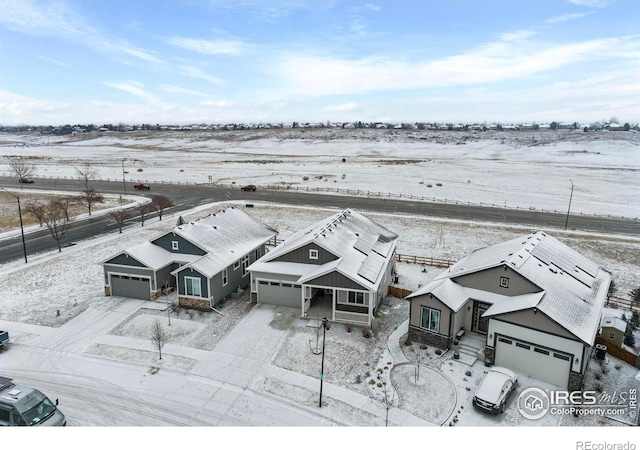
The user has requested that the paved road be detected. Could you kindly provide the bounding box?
[0,177,638,265]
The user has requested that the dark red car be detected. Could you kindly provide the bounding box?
[241,185,257,191]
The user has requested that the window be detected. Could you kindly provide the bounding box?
[222,268,228,286]
[420,307,440,332]
[0,408,9,422]
[234,260,240,270]
[500,276,509,288]
[172,241,179,251]
[608,332,615,340]
[309,249,319,260]
[185,277,201,296]
[498,337,512,345]
[241,255,249,276]
[348,291,365,305]
[516,342,530,350]
[534,348,549,355]
[282,283,292,288]
[554,353,570,361]
[255,248,261,259]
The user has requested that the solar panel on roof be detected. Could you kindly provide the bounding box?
[357,253,384,283]
[531,239,598,288]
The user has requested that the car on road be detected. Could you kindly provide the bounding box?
[18,177,34,183]
[472,366,517,414]
[134,183,151,190]
[241,185,257,191]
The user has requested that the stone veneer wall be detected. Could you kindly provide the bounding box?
[484,347,495,365]
[105,285,111,296]
[178,296,212,311]
[408,326,451,349]
[568,371,584,392]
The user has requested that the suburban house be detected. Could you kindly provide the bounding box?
[102,207,277,309]
[248,209,398,327]
[406,231,611,390]
[599,316,627,348]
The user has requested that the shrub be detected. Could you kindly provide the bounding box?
[137,168,143,172]
[302,176,309,181]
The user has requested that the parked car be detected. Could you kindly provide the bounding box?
[0,330,8,348]
[472,366,517,414]
[0,376,66,426]
[18,177,34,184]
[241,185,257,191]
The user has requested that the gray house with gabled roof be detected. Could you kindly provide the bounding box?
[102,207,277,309]
[407,231,611,391]
[248,209,398,327]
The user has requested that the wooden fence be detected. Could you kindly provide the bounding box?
[594,336,639,368]
[606,296,640,312]
[395,253,455,268]
[388,286,413,299]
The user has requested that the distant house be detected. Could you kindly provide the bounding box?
[248,209,398,326]
[407,231,611,390]
[599,317,627,347]
[102,207,277,309]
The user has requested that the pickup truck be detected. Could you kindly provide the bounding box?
[134,183,150,190]
[0,330,9,347]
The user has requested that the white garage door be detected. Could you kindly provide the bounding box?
[494,335,571,388]
[257,281,301,307]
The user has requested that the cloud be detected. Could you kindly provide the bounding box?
[169,37,246,55]
[568,0,618,7]
[180,67,225,86]
[36,56,70,68]
[498,30,536,42]
[323,103,359,113]
[547,12,590,23]
[275,35,639,96]
[103,81,166,105]
[0,0,163,65]
[199,99,235,108]
[160,85,207,97]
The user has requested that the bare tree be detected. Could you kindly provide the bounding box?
[78,188,105,216]
[43,199,75,252]
[374,382,399,427]
[138,202,153,226]
[8,158,35,189]
[75,163,99,190]
[150,195,175,221]
[109,209,132,233]
[51,196,75,221]
[149,319,171,360]
[23,200,47,226]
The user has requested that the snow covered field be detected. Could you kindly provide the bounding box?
[0,129,639,444]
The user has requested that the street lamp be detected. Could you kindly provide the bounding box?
[2,189,27,263]
[318,317,329,407]
[564,179,574,230]
[122,159,127,196]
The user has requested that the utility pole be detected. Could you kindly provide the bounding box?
[2,189,27,263]
[318,317,329,407]
[564,179,574,230]
[122,159,127,195]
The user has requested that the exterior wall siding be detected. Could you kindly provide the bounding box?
[176,268,209,299]
[492,309,577,340]
[454,266,540,296]
[408,294,452,336]
[306,271,367,291]
[104,253,146,267]
[151,233,206,256]
[271,243,338,265]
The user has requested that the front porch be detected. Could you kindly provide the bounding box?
[453,331,487,366]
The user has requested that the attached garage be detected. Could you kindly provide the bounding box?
[110,274,152,301]
[257,280,301,307]
[494,335,571,388]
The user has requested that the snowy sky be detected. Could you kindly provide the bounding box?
[0,0,638,125]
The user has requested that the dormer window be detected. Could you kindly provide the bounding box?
[309,249,319,260]
[172,241,179,251]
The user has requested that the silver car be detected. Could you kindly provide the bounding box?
[472,366,518,414]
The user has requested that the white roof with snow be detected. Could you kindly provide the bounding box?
[249,209,397,291]
[171,207,277,277]
[600,316,627,333]
[408,231,611,344]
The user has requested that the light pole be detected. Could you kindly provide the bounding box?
[122,159,127,195]
[2,189,28,263]
[564,179,574,230]
[318,317,329,407]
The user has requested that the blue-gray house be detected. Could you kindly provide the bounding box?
[102,207,277,309]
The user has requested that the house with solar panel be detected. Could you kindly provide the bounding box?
[247,209,398,327]
[406,231,611,391]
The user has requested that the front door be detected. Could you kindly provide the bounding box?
[473,301,491,334]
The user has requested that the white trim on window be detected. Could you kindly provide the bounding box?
[309,249,319,260]
[172,240,179,250]
[184,276,202,297]
[222,268,228,286]
[420,306,440,332]
[234,260,240,270]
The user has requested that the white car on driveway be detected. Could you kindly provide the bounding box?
[472,366,518,414]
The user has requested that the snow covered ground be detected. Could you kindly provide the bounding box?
[0,129,639,446]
